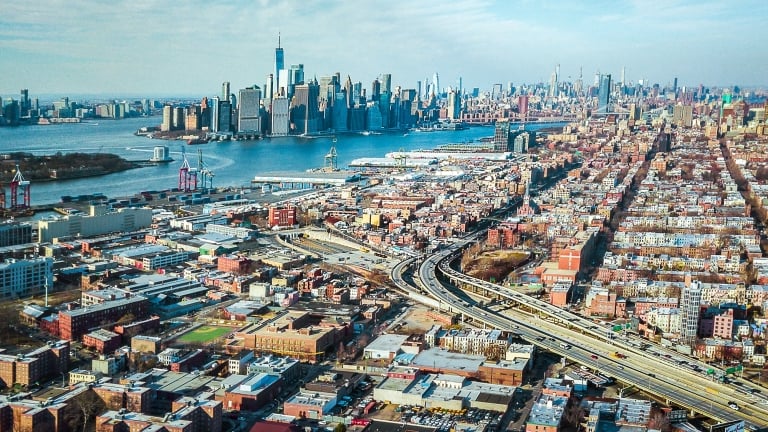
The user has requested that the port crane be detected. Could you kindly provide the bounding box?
[197,149,214,192]
[10,164,30,209]
[393,147,407,169]
[178,147,198,192]
[324,143,338,171]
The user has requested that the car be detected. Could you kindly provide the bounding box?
[618,365,624,370]
[647,373,656,378]
[728,402,740,410]
[750,388,762,394]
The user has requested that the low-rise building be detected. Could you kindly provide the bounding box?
[228,350,254,375]
[220,372,282,411]
[131,335,162,353]
[282,391,336,419]
[83,329,121,354]
[69,369,102,385]
[526,393,568,432]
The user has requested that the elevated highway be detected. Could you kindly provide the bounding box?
[390,242,768,430]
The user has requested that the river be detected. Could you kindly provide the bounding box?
[0,117,562,206]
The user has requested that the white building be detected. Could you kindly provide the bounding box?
[270,97,290,136]
[157,348,185,366]
[38,206,152,242]
[0,257,53,299]
[363,334,408,360]
[228,350,255,375]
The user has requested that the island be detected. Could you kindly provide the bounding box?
[0,152,139,183]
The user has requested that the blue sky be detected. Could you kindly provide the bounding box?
[1,0,766,97]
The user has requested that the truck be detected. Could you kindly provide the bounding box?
[610,351,627,359]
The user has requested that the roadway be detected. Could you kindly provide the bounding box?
[389,241,768,430]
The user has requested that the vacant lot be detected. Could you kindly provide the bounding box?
[462,249,530,282]
[177,325,231,344]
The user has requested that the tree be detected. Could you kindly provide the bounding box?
[333,423,347,432]
[647,410,671,431]
[70,390,106,432]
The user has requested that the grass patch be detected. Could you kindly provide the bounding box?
[177,325,231,344]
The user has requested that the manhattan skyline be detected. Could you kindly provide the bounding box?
[2,0,767,96]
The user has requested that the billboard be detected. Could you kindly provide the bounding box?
[710,420,745,432]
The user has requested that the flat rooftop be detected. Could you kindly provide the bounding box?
[412,347,485,372]
[253,171,361,185]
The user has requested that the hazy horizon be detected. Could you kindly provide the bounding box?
[2,0,768,97]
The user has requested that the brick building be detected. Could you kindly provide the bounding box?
[95,395,222,432]
[113,315,161,339]
[83,329,122,354]
[131,335,162,353]
[58,296,149,341]
[549,282,571,308]
[92,382,152,413]
[0,401,68,432]
[268,206,296,228]
[221,373,282,411]
[217,255,253,275]
[0,341,69,388]
[237,311,347,363]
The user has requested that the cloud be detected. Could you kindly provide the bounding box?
[1,0,766,95]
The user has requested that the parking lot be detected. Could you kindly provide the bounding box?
[384,405,503,432]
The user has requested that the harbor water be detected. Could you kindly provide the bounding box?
[0,117,561,206]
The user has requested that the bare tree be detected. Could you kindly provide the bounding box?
[71,390,106,432]
[648,410,671,431]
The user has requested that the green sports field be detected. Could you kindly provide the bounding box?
[177,325,231,344]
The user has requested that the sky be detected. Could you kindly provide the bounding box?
[1,0,767,98]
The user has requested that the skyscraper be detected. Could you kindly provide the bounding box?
[343,76,353,109]
[518,95,529,120]
[680,278,702,346]
[219,100,232,133]
[549,64,559,98]
[416,81,422,102]
[432,72,440,98]
[238,86,262,134]
[20,89,29,112]
[161,105,173,132]
[287,64,304,99]
[291,80,319,135]
[265,74,274,101]
[371,79,381,102]
[380,74,392,95]
[271,96,290,136]
[493,120,512,152]
[210,97,220,132]
[446,89,461,120]
[274,34,284,93]
[222,81,230,101]
[332,91,348,132]
[597,74,612,113]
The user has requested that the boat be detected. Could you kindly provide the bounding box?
[187,138,209,145]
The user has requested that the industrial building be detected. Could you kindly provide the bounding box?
[37,206,153,242]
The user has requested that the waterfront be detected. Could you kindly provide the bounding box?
[0,118,562,205]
